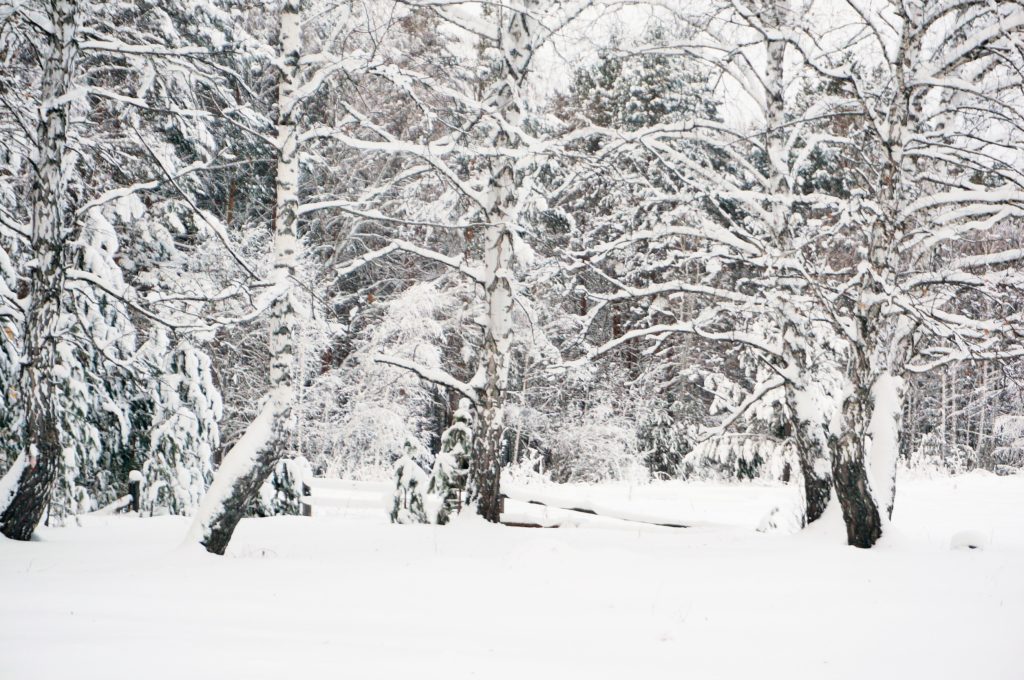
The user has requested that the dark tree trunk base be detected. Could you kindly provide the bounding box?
[801,462,833,525]
[1,451,59,541]
[468,397,505,524]
[832,454,883,548]
[200,449,281,556]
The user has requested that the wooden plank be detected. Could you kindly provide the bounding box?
[305,478,390,493]
[300,495,384,510]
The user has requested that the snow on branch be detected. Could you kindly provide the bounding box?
[372,354,479,404]
[335,240,484,285]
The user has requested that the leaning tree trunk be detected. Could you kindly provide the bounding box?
[466,4,535,522]
[762,1,834,526]
[0,0,80,541]
[186,0,301,555]
[784,381,834,525]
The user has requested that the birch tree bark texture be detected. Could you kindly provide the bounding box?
[186,0,302,555]
[1,0,81,541]
[468,2,536,522]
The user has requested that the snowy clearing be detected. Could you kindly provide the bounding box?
[2,472,1023,680]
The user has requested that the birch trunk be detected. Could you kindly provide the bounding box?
[763,1,834,524]
[0,0,80,541]
[467,4,535,522]
[831,6,919,547]
[785,382,834,524]
[187,0,301,554]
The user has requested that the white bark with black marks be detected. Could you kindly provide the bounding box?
[468,2,537,522]
[1,0,80,541]
[187,0,302,555]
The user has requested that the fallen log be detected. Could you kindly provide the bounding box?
[500,485,692,529]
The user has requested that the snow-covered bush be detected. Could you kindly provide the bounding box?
[390,442,432,524]
[139,331,221,516]
[427,399,473,524]
[637,402,693,480]
[545,401,647,484]
[300,278,474,479]
[990,416,1024,475]
[683,435,794,482]
[905,432,977,476]
[255,456,312,517]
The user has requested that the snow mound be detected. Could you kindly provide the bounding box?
[756,504,803,534]
[950,530,988,551]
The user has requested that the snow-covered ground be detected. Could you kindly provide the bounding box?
[2,472,1023,680]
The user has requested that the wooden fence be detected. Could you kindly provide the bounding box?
[300,477,695,529]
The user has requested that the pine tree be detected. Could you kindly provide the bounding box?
[390,441,431,525]
[0,0,84,539]
[139,331,221,516]
[428,399,473,524]
[638,403,691,480]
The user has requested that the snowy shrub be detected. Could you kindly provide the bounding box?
[255,456,313,517]
[991,416,1024,474]
[300,279,474,479]
[139,331,221,516]
[427,399,473,524]
[546,402,646,484]
[390,442,431,524]
[906,432,977,476]
[637,402,693,480]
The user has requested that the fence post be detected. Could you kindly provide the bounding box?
[301,482,312,517]
[127,470,143,514]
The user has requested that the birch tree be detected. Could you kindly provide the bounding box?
[555,2,844,525]
[325,0,592,521]
[810,0,1024,546]
[188,0,302,554]
[1,0,256,535]
[468,0,538,521]
[0,0,81,540]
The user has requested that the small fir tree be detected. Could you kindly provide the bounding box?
[390,441,431,524]
[428,399,474,524]
[638,402,691,480]
[254,457,313,516]
[140,330,222,516]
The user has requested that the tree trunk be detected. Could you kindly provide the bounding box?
[0,0,80,541]
[785,384,833,524]
[467,4,535,522]
[832,363,907,547]
[832,435,884,549]
[827,6,919,548]
[762,4,835,527]
[186,0,301,555]
[833,379,884,548]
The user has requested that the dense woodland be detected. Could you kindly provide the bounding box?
[1,0,1023,551]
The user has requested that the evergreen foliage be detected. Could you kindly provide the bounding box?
[428,399,474,524]
[390,442,431,525]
